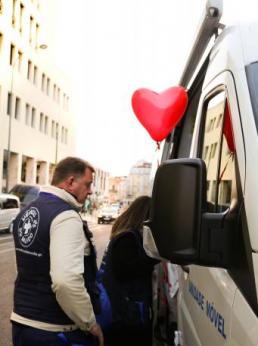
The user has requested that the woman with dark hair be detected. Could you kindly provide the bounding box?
[97,196,158,346]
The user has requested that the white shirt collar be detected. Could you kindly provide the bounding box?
[41,185,83,211]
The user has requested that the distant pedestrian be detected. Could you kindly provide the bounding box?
[96,195,159,346]
[11,157,104,346]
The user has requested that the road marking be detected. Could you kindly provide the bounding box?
[0,242,14,249]
[0,234,13,240]
[0,239,13,246]
[0,246,14,254]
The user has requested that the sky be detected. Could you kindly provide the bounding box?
[43,0,258,176]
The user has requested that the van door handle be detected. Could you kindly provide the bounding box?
[181,266,190,273]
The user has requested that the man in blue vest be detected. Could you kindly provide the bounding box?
[11,157,104,346]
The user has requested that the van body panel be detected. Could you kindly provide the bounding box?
[239,22,258,66]
[151,4,258,343]
[230,287,258,345]
[252,253,258,306]
[178,265,236,345]
[163,19,258,345]
[177,277,202,346]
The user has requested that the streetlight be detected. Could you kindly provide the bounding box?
[6,44,47,192]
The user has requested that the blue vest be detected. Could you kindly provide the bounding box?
[12,192,99,325]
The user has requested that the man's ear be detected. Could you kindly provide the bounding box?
[66,176,75,187]
[58,176,74,191]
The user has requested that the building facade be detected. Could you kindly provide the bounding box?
[0,0,75,192]
[108,176,127,203]
[91,167,110,206]
[127,160,152,200]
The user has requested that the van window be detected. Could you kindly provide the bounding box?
[200,91,236,212]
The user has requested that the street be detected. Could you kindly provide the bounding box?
[0,217,111,346]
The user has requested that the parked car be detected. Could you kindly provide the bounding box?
[9,183,40,209]
[0,193,20,233]
[97,206,120,224]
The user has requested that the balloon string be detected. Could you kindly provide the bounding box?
[155,141,160,167]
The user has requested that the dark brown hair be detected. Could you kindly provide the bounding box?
[111,195,151,239]
[51,157,95,186]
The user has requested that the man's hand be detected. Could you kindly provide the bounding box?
[89,323,104,346]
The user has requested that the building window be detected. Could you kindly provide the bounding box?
[31,107,36,128]
[46,77,50,95]
[12,0,17,26]
[41,73,45,91]
[53,84,56,100]
[39,112,44,131]
[61,126,64,142]
[57,87,60,103]
[10,44,15,65]
[36,162,40,184]
[18,50,22,72]
[33,65,38,85]
[217,113,223,128]
[27,60,32,80]
[19,3,24,33]
[14,97,20,119]
[44,116,48,134]
[211,142,217,158]
[29,16,34,44]
[7,92,12,115]
[203,145,209,160]
[55,123,59,140]
[21,156,26,182]
[35,23,39,48]
[0,33,3,52]
[25,103,30,125]
[51,120,55,138]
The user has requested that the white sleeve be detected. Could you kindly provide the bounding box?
[50,210,96,331]
[142,225,165,260]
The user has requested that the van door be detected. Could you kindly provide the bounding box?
[178,89,236,345]
[177,67,253,345]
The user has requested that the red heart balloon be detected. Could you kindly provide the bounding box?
[131,86,188,142]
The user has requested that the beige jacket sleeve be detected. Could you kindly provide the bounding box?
[50,210,96,331]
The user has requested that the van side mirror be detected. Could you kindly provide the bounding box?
[148,158,234,267]
[148,158,206,263]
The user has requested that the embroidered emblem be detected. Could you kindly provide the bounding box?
[18,207,40,248]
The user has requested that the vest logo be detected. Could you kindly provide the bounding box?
[18,207,40,248]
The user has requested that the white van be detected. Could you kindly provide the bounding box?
[148,0,258,345]
[0,193,20,233]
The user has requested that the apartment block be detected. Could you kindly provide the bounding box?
[0,0,75,191]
